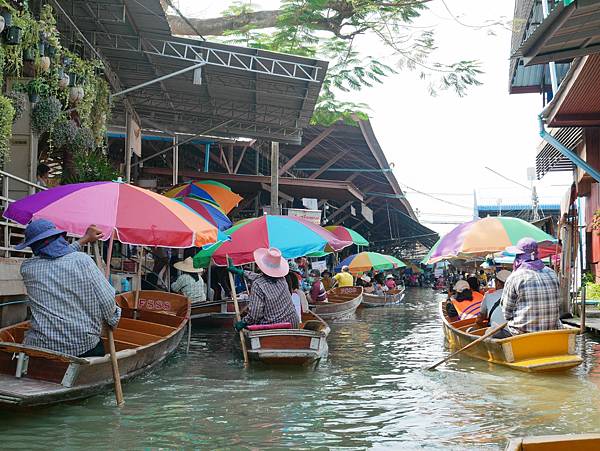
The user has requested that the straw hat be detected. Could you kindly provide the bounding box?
[174,257,204,274]
[453,280,470,293]
[496,270,512,282]
[253,247,289,278]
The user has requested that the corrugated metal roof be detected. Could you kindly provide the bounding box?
[535,127,580,179]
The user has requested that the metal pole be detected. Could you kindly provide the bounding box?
[125,112,132,183]
[204,143,211,173]
[172,135,179,186]
[581,284,586,334]
[270,141,280,215]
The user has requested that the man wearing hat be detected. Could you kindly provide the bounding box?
[17,219,121,358]
[501,237,561,335]
[476,270,511,336]
[228,247,299,330]
[171,257,206,304]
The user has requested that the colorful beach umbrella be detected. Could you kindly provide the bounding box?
[193,215,352,267]
[324,225,369,246]
[174,196,232,231]
[4,181,222,248]
[336,251,406,274]
[425,217,558,264]
[164,181,242,214]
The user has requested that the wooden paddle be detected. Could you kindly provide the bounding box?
[94,238,124,407]
[227,256,249,368]
[427,321,508,371]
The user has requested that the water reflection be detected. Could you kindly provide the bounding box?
[0,289,599,450]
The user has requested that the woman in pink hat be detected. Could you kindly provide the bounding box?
[227,247,300,330]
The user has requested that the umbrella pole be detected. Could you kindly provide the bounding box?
[227,255,249,367]
[95,236,124,407]
[133,246,144,318]
[207,258,212,300]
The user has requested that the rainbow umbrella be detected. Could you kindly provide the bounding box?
[193,215,352,267]
[165,181,242,214]
[425,217,558,264]
[4,181,222,248]
[174,195,232,231]
[324,225,369,246]
[336,251,406,274]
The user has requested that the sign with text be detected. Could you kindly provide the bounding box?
[311,260,327,272]
[287,208,322,225]
[361,203,374,224]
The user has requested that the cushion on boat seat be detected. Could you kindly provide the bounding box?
[247,322,292,331]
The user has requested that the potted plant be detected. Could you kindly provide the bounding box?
[23,46,35,61]
[26,77,48,103]
[0,95,16,166]
[4,22,21,44]
[31,95,61,134]
[1,7,12,27]
[6,90,26,122]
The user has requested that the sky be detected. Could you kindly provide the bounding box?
[178,1,572,235]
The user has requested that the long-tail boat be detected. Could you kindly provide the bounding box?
[0,290,189,407]
[362,287,405,307]
[505,434,600,450]
[244,310,330,365]
[310,286,363,320]
[440,302,582,372]
[191,298,249,327]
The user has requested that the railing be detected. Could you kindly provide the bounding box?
[0,169,46,257]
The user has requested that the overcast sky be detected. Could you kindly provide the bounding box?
[180,1,572,235]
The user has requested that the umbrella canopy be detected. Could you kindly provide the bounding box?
[174,196,232,231]
[337,251,406,274]
[164,181,242,214]
[193,215,352,267]
[426,217,558,264]
[324,225,369,246]
[4,181,222,248]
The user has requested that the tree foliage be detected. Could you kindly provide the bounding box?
[192,0,483,125]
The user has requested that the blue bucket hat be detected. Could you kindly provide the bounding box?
[15,219,66,250]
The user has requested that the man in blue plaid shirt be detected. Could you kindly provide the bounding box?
[501,238,561,335]
[16,219,121,358]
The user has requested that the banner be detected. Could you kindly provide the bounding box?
[287,208,322,225]
[311,260,327,272]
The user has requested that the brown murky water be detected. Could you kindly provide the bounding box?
[1,288,600,450]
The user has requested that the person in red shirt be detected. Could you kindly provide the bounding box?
[385,274,397,290]
[309,269,328,303]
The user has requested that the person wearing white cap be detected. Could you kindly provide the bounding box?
[445,279,482,320]
[171,257,206,304]
[333,265,354,288]
[476,270,511,337]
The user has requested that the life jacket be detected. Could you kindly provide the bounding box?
[451,291,483,320]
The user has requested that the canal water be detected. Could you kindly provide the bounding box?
[2,288,600,450]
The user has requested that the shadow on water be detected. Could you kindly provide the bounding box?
[1,288,600,450]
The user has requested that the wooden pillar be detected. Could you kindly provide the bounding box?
[270,141,280,215]
[172,135,179,186]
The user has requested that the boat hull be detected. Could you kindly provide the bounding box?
[311,287,363,320]
[362,288,405,307]
[439,302,582,372]
[505,434,600,451]
[191,299,249,327]
[0,291,190,407]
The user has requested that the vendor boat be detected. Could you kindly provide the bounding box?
[0,290,190,407]
[440,302,582,372]
[362,287,405,307]
[244,310,330,365]
[310,286,363,320]
[191,298,249,327]
[505,434,600,450]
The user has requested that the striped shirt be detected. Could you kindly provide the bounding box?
[501,267,562,334]
[171,273,206,304]
[243,271,299,328]
[20,242,121,356]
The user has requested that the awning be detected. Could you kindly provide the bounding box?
[53,0,327,144]
[536,127,580,179]
[514,0,600,66]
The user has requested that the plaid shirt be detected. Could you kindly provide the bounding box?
[20,242,121,356]
[243,271,299,328]
[171,273,206,304]
[501,267,562,334]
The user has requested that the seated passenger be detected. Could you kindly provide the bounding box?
[501,238,561,335]
[476,270,511,337]
[228,247,300,330]
[17,219,121,358]
[445,280,482,320]
[385,274,397,290]
[171,257,206,304]
[308,269,328,303]
[333,265,354,287]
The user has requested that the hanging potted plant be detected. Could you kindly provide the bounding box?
[38,55,50,72]
[69,85,84,104]
[4,21,21,45]
[23,46,35,61]
[6,90,26,122]
[26,77,48,103]
[31,95,62,134]
[1,7,12,28]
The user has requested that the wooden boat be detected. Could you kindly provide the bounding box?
[191,298,249,327]
[362,287,405,307]
[310,286,363,320]
[244,310,330,365]
[505,434,600,450]
[440,302,582,372]
[0,290,190,407]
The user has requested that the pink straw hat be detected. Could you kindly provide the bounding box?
[253,247,289,278]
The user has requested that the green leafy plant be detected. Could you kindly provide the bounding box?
[50,117,78,149]
[6,90,26,121]
[72,126,95,153]
[585,282,600,301]
[62,149,118,183]
[0,95,16,166]
[31,95,61,133]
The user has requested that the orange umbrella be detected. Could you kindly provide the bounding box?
[164,181,242,214]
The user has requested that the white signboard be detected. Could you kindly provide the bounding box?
[288,208,322,224]
[361,203,374,224]
[128,117,142,157]
[302,198,318,210]
[311,260,327,272]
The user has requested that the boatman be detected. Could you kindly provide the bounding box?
[333,265,354,287]
[476,270,511,337]
[228,247,300,330]
[501,238,561,335]
[16,219,121,358]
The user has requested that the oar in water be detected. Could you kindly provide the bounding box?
[227,256,249,368]
[94,239,125,407]
[427,321,508,371]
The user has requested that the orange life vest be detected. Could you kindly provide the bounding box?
[451,291,483,320]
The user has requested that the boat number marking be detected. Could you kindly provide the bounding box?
[139,299,172,311]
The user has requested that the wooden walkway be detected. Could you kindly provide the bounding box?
[562,316,600,335]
